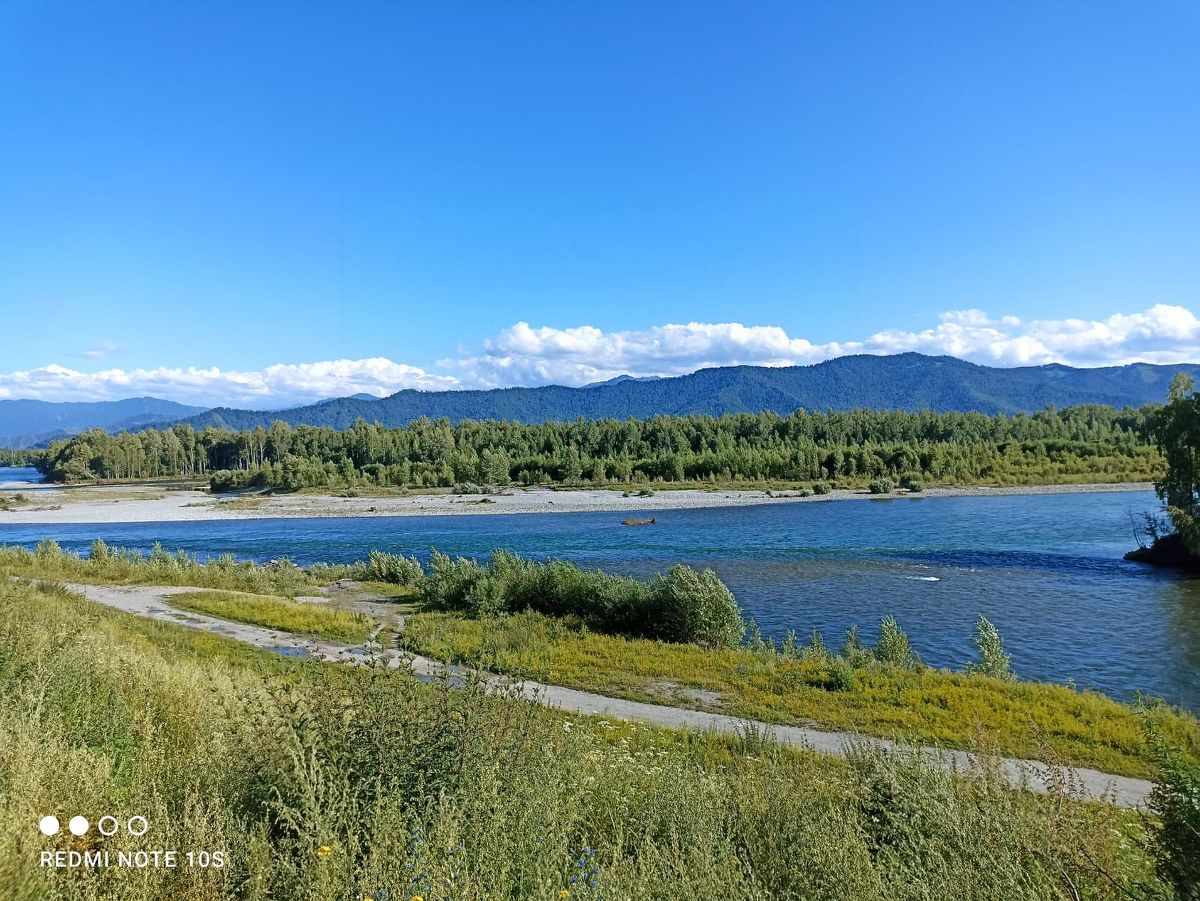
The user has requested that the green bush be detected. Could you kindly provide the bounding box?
[868,478,896,495]
[360,549,426,586]
[842,625,876,667]
[649,565,745,649]
[900,475,925,492]
[812,481,832,495]
[966,615,1015,681]
[875,616,916,668]
[828,656,856,691]
[1146,722,1200,897]
[419,550,745,647]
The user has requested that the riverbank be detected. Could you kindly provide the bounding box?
[27,577,1172,803]
[0,480,1156,524]
[2,578,1171,899]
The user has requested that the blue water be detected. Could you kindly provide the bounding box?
[0,466,43,486]
[2,488,1197,710]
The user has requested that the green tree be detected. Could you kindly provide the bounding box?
[1151,374,1200,554]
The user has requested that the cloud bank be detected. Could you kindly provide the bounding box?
[2,304,1197,407]
[446,304,1200,387]
[0,359,456,408]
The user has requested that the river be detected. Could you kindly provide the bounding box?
[0,476,1195,710]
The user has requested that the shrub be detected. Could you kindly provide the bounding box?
[802,628,829,664]
[360,550,425,587]
[868,479,895,495]
[34,538,61,561]
[811,481,832,495]
[1146,722,1200,897]
[649,565,745,649]
[828,656,856,692]
[842,625,875,667]
[419,550,744,647]
[900,475,924,492]
[966,615,1015,680]
[875,616,916,668]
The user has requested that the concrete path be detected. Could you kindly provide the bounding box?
[59,580,1155,810]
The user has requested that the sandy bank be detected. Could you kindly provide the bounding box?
[0,481,1156,525]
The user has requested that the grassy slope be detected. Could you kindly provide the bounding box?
[168,590,374,643]
[0,543,345,596]
[0,578,1166,900]
[400,610,1200,780]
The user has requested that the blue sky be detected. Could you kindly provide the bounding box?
[1,1,1198,406]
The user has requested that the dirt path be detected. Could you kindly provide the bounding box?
[61,580,1155,810]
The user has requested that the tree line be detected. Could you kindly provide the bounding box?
[0,448,41,467]
[34,404,1161,491]
[1139,374,1200,563]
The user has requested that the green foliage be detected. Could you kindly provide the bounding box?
[1150,373,1200,556]
[875,616,916,668]
[0,578,1171,899]
[0,447,43,466]
[0,541,345,595]
[361,549,425,587]
[868,478,896,494]
[400,609,1200,779]
[811,480,832,494]
[966,615,1016,681]
[651,564,745,649]
[828,655,856,692]
[900,474,924,492]
[40,402,1161,493]
[420,550,745,647]
[1146,720,1200,898]
[843,625,875,668]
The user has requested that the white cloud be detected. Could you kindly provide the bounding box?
[0,359,457,407]
[2,304,1198,406]
[445,321,860,388]
[449,304,1200,387]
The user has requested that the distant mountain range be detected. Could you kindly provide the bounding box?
[3,354,1196,448]
[176,353,1199,433]
[0,397,207,448]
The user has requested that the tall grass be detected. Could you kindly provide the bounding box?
[399,609,1200,779]
[0,539,350,595]
[0,578,1172,899]
[169,590,373,642]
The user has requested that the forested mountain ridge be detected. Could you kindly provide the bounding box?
[178,354,1200,432]
[0,397,207,449]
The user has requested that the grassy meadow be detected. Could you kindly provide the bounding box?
[399,609,1200,780]
[0,576,1183,900]
[169,590,374,643]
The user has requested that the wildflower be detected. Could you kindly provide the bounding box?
[560,892,571,899]
[411,896,424,901]
[316,845,332,859]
